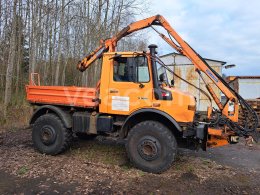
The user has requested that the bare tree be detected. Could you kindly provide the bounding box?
[54,0,65,85]
[0,0,150,114]
[4,0,18,116]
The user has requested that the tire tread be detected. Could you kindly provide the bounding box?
[126,120,177,173]
[33,113,72,155]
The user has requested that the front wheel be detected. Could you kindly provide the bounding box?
[126,121,177,173]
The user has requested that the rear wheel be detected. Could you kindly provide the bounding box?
[126,121,177,173]
[32,113,72,155]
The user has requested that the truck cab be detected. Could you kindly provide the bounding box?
[99,45,196,123]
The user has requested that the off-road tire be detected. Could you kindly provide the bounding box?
[32,113,72,155]
[126,121,177,173]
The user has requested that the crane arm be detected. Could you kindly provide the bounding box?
[156,15,258,138]
[154,16,239,118]
[76,15,259,135]
[77,15,163,71]
[77,15,185,71]
[77,15,238,114]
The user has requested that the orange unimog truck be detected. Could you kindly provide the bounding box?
[26,15,259,173]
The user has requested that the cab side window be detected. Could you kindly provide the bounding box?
[137,57,149,83]
[113,56,149,83]
[113,58,130,82]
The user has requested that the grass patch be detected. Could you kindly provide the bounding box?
[137,170,145,176]
[120,161,133,171]
[186,165,194,173]
[17,166,29,175]
[174,163,182,171]
[72,141,128,166]
[236,174,250,184]
[0,103,32,129]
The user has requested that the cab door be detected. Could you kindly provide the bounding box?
[107,54,153,115]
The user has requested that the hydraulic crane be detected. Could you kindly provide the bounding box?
[77,15,258,140]
[26,15,259,173]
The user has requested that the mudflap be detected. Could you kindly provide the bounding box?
[200,125,208,151]
[195,124,208,151]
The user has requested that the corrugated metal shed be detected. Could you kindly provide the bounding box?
[227,76,260,99]
[160,52,226,111]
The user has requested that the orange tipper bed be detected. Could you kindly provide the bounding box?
[26,85,98,108]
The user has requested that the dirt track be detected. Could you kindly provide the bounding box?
[0,128,259,194]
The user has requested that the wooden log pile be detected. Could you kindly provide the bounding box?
[239,99,260,132]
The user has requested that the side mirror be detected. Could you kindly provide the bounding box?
[171,79,174,86]
[159,73,165,82]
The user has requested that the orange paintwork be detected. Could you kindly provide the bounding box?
[97,52,196,123]
[207,106,213,119]
[207,135,229,148]
[77,14,239,123]
[26,53,195,123]
[222,101,239,122]
[208,127,223,136]
[26,15,241,141]
[207,127,235,147]
[26,85,98,108]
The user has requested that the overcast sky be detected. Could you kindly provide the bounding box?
[137,0,260,76]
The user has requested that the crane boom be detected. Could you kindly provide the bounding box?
[77,15,258,135]
[77,15,239,118]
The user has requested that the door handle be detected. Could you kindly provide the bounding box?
[139,83,144,88]
[109,89,118,93]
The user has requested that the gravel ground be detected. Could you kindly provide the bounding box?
[0,128,259,194]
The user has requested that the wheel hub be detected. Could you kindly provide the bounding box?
[137,136,161,161]
[40,125,56,146]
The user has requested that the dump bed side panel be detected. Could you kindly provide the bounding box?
[26,85,98,108]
